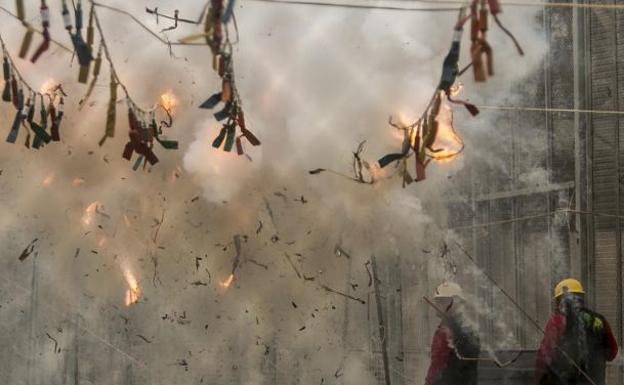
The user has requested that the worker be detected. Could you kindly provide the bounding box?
[424,282,481,385]
[536,279,618,385]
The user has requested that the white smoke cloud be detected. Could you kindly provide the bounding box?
[0,1,550,384]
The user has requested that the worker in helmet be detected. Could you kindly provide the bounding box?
[536,279,618,385]
[424,282,480,385]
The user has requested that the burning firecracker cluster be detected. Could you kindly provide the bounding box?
[2,0,180,170]
[373,2,523,185]
[1,0,525,181]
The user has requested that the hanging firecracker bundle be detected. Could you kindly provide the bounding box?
[183,0,261,157]
[1,42,64,149]
[199,45,260,155]
[98,83,179,171]
[437,7,479,116]
[377,8,476,184]
[466,0,524,83]
[15,0,53,63]
[61,0,93,79]
[378,90,465,185]
[31,0,52,63]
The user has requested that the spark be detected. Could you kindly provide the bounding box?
[220,274,234,289]
[41,173,55,187]
[123,267,141,307]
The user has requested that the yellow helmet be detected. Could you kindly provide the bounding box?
[554,278,585,298]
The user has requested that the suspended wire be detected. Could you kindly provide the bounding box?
[249,0,624,11]
[397,0,624,10]
[246,0,461,12]
[450,209,624,230]
[90,1,209,46]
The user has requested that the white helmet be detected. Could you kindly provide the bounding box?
[434,282,463,299]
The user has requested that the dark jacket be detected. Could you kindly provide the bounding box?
[425,317,480,385]
[536,308,618,385]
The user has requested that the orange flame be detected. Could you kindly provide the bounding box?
[428,103,464,163]
[123,268,141,306]
[220,274,234,289]
[82,202,99,226]
[160,91,177,113]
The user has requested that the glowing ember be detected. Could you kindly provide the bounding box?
[72,177,85,186]
[41,173,55,186]
[123,268,141,306]
[82,202,99,226]
[160,91,178,113]
[449,81,463,97]
[220,274,234,289]
[123,214,132,228]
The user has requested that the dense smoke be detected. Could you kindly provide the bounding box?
[0,1,550,384]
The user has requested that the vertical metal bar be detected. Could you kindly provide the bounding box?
[26,256,38,385]
[340,247,352,385]
[613,3,624,382]
[543,3,556,300]
[371,255,391,385]
[73,315,79,385]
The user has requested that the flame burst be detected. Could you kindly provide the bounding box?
[82,202,99,226]
[160,91,178,113]
[220,274,234,289]
[40,78,58,95]
[123,268,141,306]
[429,103,464,162]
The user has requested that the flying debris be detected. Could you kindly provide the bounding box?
[18,238,38,262]
[308,142,380,185]
[221,234,243,289]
